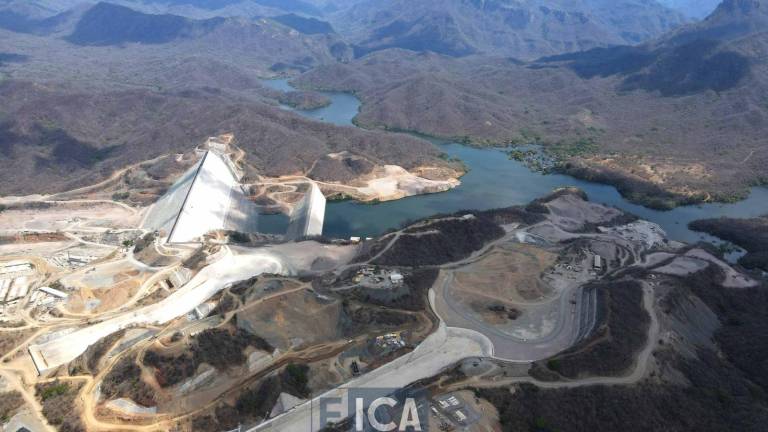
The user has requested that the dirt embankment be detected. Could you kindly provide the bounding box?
[253,151,464,212]
[531,280,649,380]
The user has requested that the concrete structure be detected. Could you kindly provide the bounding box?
[286,182,326,241]
[269,393,305,418]
[167,151,244,243]
[106,398,158,415]
[0,279,11,301]
[249,317,494,432]
[143,150,326,243]
[390,272,404,284]
[28,247,288,375]
[192,301,216,320]
[0,261,32,275]
[142,151,260,244]
[39,286,68,299]
[2,276,30,303]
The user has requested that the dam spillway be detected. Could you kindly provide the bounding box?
[142,150,325,243]
[286,182,326,240]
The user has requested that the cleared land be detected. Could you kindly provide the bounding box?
[61,259,152,314]
[451,243,558,304]
[29,242,355,373]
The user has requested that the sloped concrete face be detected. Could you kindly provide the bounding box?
[168,151,238,243]
[141,154,203,236]
[143,151,260,243]
[286,182,326,240]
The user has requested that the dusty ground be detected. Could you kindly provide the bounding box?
[0,202,141,232]
[349,165,461,202]
[60,259,152,314]
[253,165,461,215]
[452,242,558,305]
[236,289,342,351]
[545,194,623,232]
[0,241,75,258]
[654,248,758,289]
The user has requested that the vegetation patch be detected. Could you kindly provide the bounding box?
[344,268,438,312]
[69,330,126,375]
[236,363,311,422]
[684,266,768,390]
[193,328,273,369]
[546,136,599,159]
[277,91,332,110]
[190,404,241,432]
[340,301,416,337]
[0,391,24,422]
[101,356,156,407]
[144,327,274,387]
[558,161,700,210]
[0,328,34,357]
[373,216,504,266]
[35,380,85,432]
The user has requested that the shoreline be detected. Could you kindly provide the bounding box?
[292,77,758,212]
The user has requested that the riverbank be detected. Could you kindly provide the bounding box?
[260,77,768,247]
[294,52,767,212]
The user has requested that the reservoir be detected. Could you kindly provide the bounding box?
[261,79,768,250]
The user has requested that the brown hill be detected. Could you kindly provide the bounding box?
[297,3,768,208]
[0,6,352,90]
[0,80,449,196]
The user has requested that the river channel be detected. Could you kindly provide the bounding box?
[261,79,768,254]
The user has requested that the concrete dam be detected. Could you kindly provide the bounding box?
[142,150,326,243]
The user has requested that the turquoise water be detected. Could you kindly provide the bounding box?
[261,79,768,248]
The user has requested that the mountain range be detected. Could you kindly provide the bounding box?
[1,0,690,59]
[326,0,689,58]
[297,0,768,208]
[0,0,765,207]
[657,0,723,18]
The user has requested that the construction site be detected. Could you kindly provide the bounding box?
[142,136,326,244]
[0,133,350,431]
[0,131,762,432]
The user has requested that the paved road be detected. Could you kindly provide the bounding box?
[249,291,494,432]
[257,283,658,432]
[28,246,287,373]
[459,282,659,389]
[434,269,586,362]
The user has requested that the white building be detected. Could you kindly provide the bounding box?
[39,286,69,299]
[390,272,404,284]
